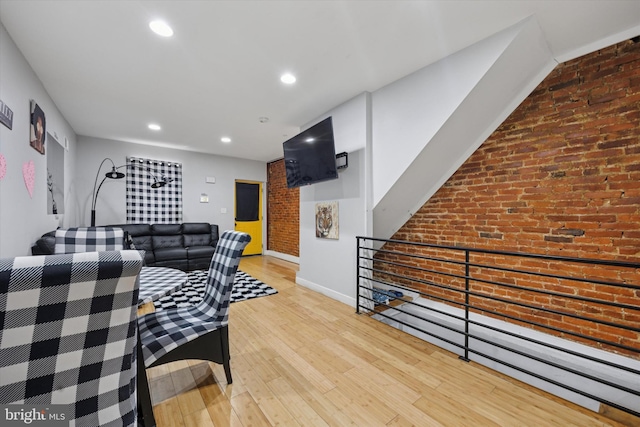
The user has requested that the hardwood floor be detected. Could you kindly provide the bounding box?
[143,255,628,427]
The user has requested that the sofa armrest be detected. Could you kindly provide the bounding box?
[31,231,56,255]
[210,224,219,248]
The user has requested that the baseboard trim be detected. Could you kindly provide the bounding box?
[264,250,299,264]
[295,276,355,307]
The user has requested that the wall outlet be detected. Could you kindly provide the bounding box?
[200,193,209,203]
[206,176,216,184]
[221,207,227,214]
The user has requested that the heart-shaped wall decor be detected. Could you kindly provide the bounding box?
[23,160,35,198]
[0,154,6,180]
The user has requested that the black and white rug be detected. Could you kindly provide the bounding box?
[153,270,277,311]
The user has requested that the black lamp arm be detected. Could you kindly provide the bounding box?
[90,159,172,226]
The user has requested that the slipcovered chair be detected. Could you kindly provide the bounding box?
[0,250,143,427]
[54,226,125,254]
[137,231,250,427]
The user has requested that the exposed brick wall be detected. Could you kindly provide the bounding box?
[267,159,299,256]
[376,39,640,358]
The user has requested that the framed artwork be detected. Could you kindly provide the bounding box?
[46,132,64,214]
[30,100,46,155]
[316,201,339,239]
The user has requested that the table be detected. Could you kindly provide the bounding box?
[138,266,188,306]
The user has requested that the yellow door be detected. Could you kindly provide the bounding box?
[234,180,263,255]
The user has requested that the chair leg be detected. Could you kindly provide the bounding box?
[137,342,156,427]
[220,326,233,384]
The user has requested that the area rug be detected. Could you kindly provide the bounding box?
[153,270,277,311]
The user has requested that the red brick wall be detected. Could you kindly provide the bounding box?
[376,39,640,357]
[267,159,299,256]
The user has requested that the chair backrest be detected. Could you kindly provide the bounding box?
[0,250,143,426]
[54,226,125,254]
[195,230,251,324]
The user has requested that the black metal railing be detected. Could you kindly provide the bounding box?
[356,236,640,418]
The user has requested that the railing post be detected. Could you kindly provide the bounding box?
[356,237,361,314]
[459,249,470,362]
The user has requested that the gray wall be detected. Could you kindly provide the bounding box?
[0,22,78,257]
[76,137,267,234]
[296,94,370,305]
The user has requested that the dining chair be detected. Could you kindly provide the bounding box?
[54,226,125,254]
[0,250,143,426]
[137,230,250,427]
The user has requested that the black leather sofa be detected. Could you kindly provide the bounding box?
[31,222,219,271]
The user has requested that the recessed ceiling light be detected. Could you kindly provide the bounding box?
[148,123,161,131]
[221,137,231,143]
[280,73,296,84]
[149,20,174,37]
[305,138,315,143]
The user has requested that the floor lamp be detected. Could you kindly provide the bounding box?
[91,158,171,226]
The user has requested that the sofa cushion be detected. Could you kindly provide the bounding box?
[151,224,182,235]
[152,234,183,249]
[187,245,215,259]
[154,247,188,262]
[182,222,212,234]
[184,233,211,247]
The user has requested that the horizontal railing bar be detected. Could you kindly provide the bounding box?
[358,302,467,351]
[364,287,640,376]
[362,258,639,310]
[359,278,640,354]
[464,345,640,419]
[360,296,640,397]
[358,236,640,418]
[466,275,640,312]
[357,236,640,269]
[360,250,640,291]
[361,266,640,333]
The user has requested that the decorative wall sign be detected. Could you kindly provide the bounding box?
[315,201,339,239]
[23,160,35,198]
[0,100,13,130]
[29,100,46,155]
[0,154,6,180]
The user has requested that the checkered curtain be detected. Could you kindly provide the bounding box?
[126,156,183,223]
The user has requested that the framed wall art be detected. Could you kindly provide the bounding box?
[315,201,339,239]
[30,100,46,155]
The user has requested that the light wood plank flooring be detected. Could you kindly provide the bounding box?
[142,255,629,427]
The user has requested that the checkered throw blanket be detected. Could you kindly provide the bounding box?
[153,270,277,311]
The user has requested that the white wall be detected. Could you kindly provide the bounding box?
[76,136,267,234]
[296,93,370,306]
[371,17,556,239]
[0,22,78,257]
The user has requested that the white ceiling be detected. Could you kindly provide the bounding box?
[1,1,639,162]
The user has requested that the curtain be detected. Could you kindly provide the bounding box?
[126,156,183,223]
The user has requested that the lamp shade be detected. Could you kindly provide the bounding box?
[105,167,126,179]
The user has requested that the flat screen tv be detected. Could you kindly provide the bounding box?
[283,116,338,188]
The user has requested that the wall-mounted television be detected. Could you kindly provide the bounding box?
[283,116,338,188]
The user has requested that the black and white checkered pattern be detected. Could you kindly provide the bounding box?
[125,156,183,224]
[138,266,188,306]
[153,270,277,311]
[0,250,143,427]
[54,226,124,254]
[138,231,250,367]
